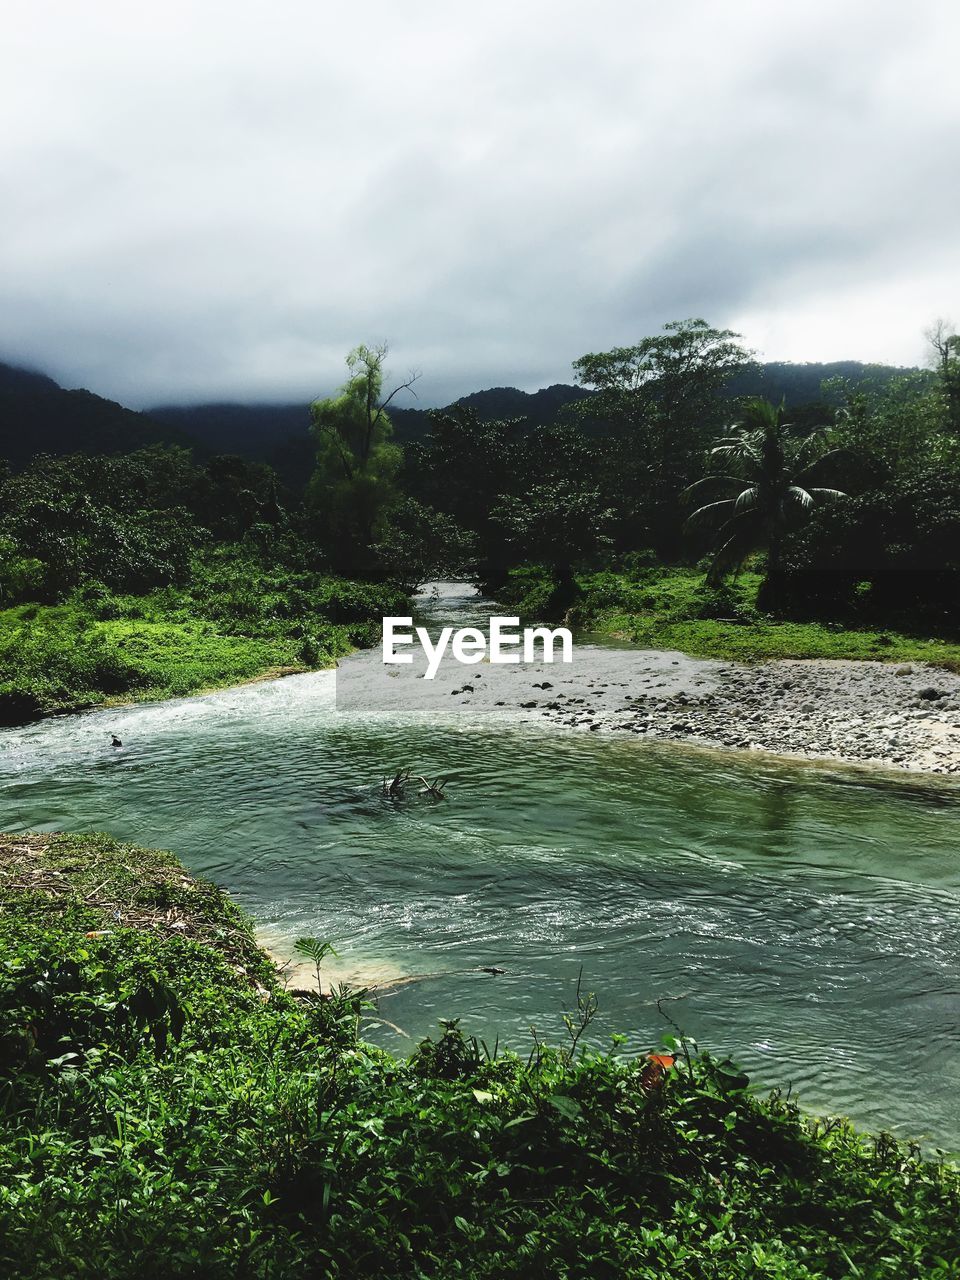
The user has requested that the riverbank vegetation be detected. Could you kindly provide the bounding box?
[0,448,405,720]
[403,319,960,652]
[3,831,959,1279]
[498,564,960,669]
[2,321,959,721]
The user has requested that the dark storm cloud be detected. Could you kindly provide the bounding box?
[2,0,958,408]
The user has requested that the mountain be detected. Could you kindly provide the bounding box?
[387,361,921,439]
[387,383,596,440]
[726,360,923,405]
[146,402,311,455]
[0,361,189,468]
[146,402,314,487]
[0,358,924,481]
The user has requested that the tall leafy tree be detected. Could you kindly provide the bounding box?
[572,319,753,553]
[926,318,960,436]
[403,406,527,583]
[573,318,750,414]
[307,344,417,573]
[684,399,849,587]
[491,480,611,606]
[825,370,948,480]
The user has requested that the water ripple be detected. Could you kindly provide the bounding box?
[1,591,959,1147]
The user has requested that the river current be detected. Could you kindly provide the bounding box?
[2,583,959,1148]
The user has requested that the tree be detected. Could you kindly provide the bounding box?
[572,319,753,555]
[372,497,476,586]
[684,398,849,589]
[826,364,956,481]
[573,318,749,404]
[491,475,612,611]
[307,344,418,573]
[782,468,960,627]
[925,318,960,437]
[403,406,528,584]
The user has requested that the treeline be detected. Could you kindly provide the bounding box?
[356,320,959,630]
[0,443,404,721]
[2,317,959,720]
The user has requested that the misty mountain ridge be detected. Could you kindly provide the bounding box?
[0,357,924,482]
[0,361,190,470]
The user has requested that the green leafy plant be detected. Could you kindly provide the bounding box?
[293,936,338,991]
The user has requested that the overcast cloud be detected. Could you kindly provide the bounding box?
[2,1,959,408]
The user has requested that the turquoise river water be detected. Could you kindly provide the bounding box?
[1,584,959,1148]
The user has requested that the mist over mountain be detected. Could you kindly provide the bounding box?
[0,357,923,485]
[0,362,191,469]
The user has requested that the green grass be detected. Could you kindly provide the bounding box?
[2,831,959,1278]
[597,612,960,666]
[505,565,960,669]
[0,604,340,721]
[0,555,407,721]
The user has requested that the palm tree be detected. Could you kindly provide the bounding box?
[684,398,849,586]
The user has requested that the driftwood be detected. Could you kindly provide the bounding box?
[381,770,448,800]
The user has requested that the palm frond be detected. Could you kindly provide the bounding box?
[684,498,738,532]
[791,428,831,468]
[690,397,852,585]
[681,474,743,506]
[705,515,763,585]
[737,397,782,432]
[786,485,814,510]
[710,438,762,469]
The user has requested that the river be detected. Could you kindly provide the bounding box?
[2,582,959,1148]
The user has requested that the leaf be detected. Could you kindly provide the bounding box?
[640,1052,676,1093]
[472,1089,494,1104]
[547,1095,582,1121]
[502,1113,535,1130]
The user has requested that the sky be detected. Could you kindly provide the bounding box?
[2,1,959,409]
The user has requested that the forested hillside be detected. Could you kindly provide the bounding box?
[0,356,923,483]
[0,363,190,467]
[2,322,958,722]
[145,359,922,473]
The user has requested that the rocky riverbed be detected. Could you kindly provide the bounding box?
[340,627,960,775]
[521,655,960,774]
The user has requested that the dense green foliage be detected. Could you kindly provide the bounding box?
[684,398,850,591]
[2,320,960,718]
[307,344,408,573]
[571,319,751,556]
[499,564,960,668]
[0,446,405,720]
[0,552,405,720]
[405,320,960,638]
[2,833,959,1279]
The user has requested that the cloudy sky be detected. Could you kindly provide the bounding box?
[2,1,959,409]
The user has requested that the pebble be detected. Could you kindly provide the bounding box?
[530,657,960,775]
